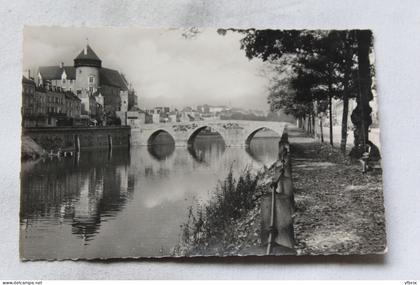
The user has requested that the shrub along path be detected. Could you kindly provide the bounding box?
[289,127,387,255]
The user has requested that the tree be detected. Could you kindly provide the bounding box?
[349,30,375,158]
[265,58,314,129]
[236,29,361,151]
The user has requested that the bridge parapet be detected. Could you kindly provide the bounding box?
[130,120,288,147]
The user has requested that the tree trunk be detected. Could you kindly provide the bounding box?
[340,93,349,153]
[328,92,333,146]
[312,114,315,137]
[340,32,352,154]
[350,30,374,158]
[308,114,312,134]
[319,115,324,142]
[307,115,311,134]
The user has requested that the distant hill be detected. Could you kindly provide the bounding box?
[220,110,295,123]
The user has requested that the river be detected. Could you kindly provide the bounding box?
[20,131,280,259]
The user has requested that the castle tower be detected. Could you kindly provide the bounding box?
[74,45,102,115]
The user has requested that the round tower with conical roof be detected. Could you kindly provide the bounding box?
[74,45,102,114]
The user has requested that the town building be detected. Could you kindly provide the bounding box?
[64,91,82,118]
[37,44,137,124]
[168,111,178,123]
[126,107,146,128]
[21,76,37,117]
[22,76,82,127]
[152,113,160,124]
[196,104,231,120]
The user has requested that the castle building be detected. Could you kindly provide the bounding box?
[37,44,137,124]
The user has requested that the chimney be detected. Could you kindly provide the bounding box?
[60,62,64,68]
[27,69,31,80]
[84,46,87,55]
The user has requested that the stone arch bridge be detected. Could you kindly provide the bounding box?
[130,120,288,147]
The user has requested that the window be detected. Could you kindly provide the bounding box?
[62,79,66,84]
[89,76,94,84]
[89,87,93,93]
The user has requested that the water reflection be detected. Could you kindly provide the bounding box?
[20,133,281,259]
[188,135,225,164]
[148,144,175,161]
[147,132,176,161]
[20,148,134,245]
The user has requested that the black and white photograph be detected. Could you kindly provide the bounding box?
[20,27,386,260]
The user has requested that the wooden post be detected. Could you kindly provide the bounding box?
[266,182,277,255]
[74,134,80,152]
[73,150,80,166]
[108,135,113,161]
[108,135,113,150]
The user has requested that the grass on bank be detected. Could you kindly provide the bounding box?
[173,168,259,256]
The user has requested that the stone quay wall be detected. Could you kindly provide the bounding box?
[22,126,131,151]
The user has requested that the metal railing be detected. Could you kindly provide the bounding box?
[265,132,295,254]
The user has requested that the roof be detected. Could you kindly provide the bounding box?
[38,66,76,80]
[22,76,35,85]
[74,45,102,68]
[63,66,76,79]
[74,45,101,61]
[99,68,128,90]
[128,106,145,113]
[64,91,81,101]
[37,65,128,90]
[92,91,102,97]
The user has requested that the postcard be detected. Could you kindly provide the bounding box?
[20,27,386,259]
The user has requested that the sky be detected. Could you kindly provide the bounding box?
[23,27,271,111]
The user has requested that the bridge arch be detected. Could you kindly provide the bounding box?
[245,127,282,147]
[147,129,176,146]
[187,125,227,147]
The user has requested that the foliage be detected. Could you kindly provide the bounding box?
[176,168,259,255]
[239,30,356,110]
[235,29,371,150]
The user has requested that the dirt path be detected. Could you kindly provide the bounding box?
[289,127,386,255]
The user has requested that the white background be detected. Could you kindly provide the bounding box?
[1,0,419,280]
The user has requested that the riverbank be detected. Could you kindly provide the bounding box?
[172,159,291,256]
[23,126,131,152]
[289,127,386,255]
[173,126,386,256]
[21,136,47,160]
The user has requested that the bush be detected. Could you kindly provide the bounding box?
[177,168,259,254]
